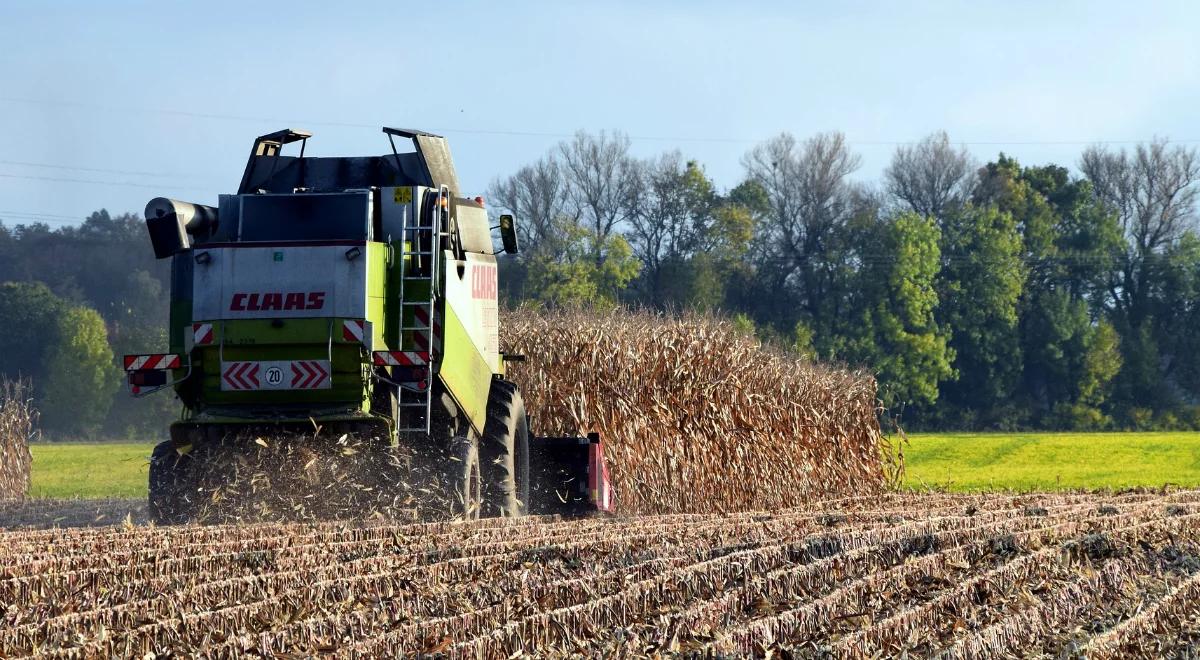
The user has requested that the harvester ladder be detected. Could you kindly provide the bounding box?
[394,185,450,434]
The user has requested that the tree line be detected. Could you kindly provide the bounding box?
[488,131,1200,431]
[0,212,173,437]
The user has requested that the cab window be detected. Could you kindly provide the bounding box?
[238,192,371,242]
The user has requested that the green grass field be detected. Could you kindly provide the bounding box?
[23,432,1200,498]
[29,442,151,499]
[902,432,1200,491]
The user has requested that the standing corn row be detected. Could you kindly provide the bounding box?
[502,307,895,514]
[0,379,35,500]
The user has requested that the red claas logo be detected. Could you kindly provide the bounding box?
[230,292,326,312]
[471,265,497,300]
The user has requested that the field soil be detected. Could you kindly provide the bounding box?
[1,491,1198,657]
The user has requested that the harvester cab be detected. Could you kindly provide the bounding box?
[127,127,613,523]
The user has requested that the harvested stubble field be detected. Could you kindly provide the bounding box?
[0,497,145,529]
[1,490,1199,658]
[3,312,1196,657]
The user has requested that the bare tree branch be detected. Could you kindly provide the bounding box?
[1080,138,1200,256]
[1080,138,1200,319]
[487,154,571,256]
[627,152,713,270]
[558,131,639,263]
[884,131,975,219]
[742,131,861,314]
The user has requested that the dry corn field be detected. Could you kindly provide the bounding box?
[0,490,1197,658]
[0,379,34,500]
[503,308,895,514]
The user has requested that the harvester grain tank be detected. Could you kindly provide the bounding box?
[126,127,613,522]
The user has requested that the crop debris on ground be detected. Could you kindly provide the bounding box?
[0,491,1198,657]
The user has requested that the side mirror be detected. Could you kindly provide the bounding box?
[499,214,519,255]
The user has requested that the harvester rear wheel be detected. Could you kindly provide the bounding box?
[148,441,193,525]
[480,380,530,518]
[448,433,482,520]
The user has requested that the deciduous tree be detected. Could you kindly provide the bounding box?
[885,131,975,220]
[41,306,118,435]
[1080,139,1200,415]
[935,204,1026,425]
[558,131,639,265]
[839,212,953,409]
[742,132,861,325]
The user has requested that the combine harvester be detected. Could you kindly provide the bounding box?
[124,128,613,523]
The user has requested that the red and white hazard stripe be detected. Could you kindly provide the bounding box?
[123,354,182,371]
[342,319,365,343]
[222,362,260,390]
[192,322,214,346]
[290,360,329,389]
[411,305,443,355]
[220,360,330,391]
[373,350,429,366]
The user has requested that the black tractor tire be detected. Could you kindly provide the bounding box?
[480,380,531,518]
[447,433,482,520]
[148,440,193,525]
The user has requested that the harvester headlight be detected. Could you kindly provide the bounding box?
[345,246,362,261]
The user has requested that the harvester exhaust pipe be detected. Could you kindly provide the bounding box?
[144,197,219,259]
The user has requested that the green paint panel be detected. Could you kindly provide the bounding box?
[169,300,191,354]
[366,242,387,348]
[437,304,493,434]
[366,243,387,298]
[192,319,369,409]
[217,319,340,345]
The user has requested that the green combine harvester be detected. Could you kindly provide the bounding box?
[125,127,613,523]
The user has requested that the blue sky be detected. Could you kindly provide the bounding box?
[0,0,1197,226]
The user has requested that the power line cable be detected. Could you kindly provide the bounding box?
[0,216,82,226]
[0,209,80,220]
[0,210,86,225]
[2,96,1197,147]
[0,171,208,192]
[0,158,200,179]
[0,208,149,226]
[0,216,78,224]
[2,96,1197,223]
[0,207,128,225]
